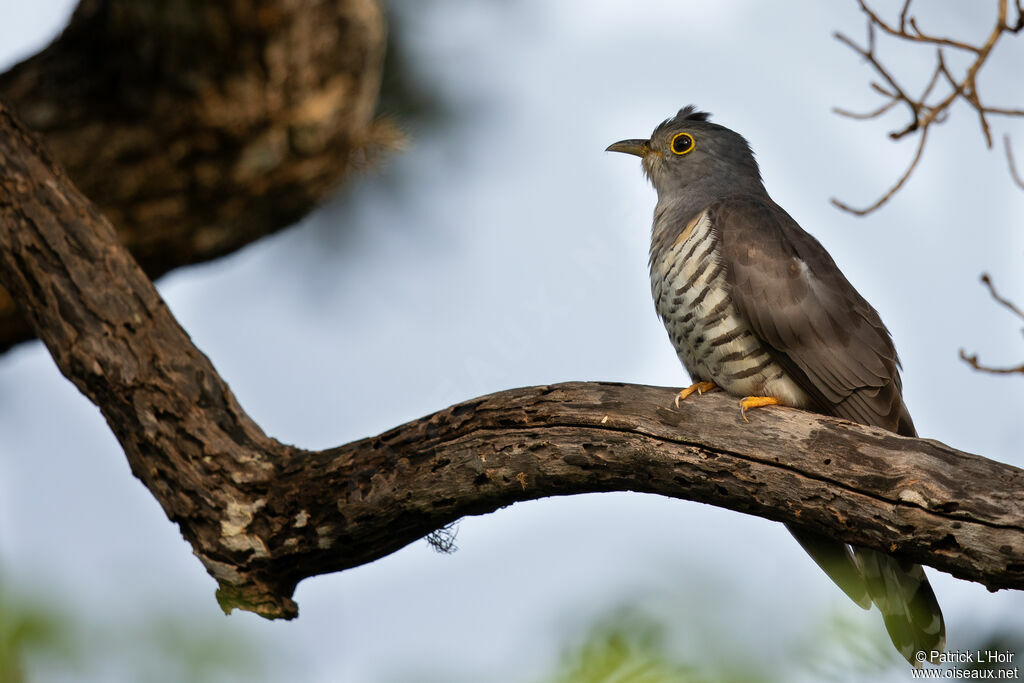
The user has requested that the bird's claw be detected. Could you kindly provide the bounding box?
[674,381,718,408]
[738,395,783,422]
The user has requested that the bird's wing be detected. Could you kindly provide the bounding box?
[713,197,944,663]
[713,195,916,436]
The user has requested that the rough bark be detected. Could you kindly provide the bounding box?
[3,100,1024,621]
[0,0,391,352]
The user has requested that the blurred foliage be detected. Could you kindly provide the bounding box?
[0,577,271,683]
[7,572,1024,683]
[793,610,900,681]
[543,602,1024,683]
[0,586,72,683]
[547,607,768,683]
[544,607,811,683]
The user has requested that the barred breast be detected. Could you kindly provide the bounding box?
[650,209,812,408]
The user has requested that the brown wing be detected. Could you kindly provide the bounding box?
[713,197,944,663]
[713,195,916,436]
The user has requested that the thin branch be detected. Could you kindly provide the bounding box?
[870,81,897,99]
[982,106,1024,116]
[959,274,1024,375]
[1009,0,1024,31]
[834,28,915,110]
[898,0,912,33]
[835,0,1024,214]
[833,97,899,120]
[855,0,983,52]
[959,350,1024,375]
[972,90,995,148]
[919,53,944,103]
[981,273,1024,322]
[1006,135,1024,189]
[831,124,929,215]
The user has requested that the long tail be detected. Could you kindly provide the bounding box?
[788,526,945,666]
[854,546,945,665]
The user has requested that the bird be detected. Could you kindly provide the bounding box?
[606,106,945,665]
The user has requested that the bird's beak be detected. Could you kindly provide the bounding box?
[605,138,650,157]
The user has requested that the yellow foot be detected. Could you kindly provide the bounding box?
[674,381,718,408]
[739,395,782,422]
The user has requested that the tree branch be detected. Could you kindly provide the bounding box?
[1006,135,1024,190]
[3,100,1024,621]
[959,273,1024,375]
[0,0,392,353]
[830,119,929,215]
[833,0,1024,214]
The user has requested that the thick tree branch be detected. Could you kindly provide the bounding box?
[3,101,1024,621]
[0,0,391,352]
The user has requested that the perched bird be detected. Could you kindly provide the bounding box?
[607,106,944,665]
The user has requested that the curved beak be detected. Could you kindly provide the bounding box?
[605,138,650,157]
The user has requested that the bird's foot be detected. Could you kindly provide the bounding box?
[674,381,719,408]
[739,395,782,422]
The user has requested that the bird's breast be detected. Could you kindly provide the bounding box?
[649,209,811,407]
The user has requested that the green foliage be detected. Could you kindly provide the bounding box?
[547,608,770,683]
[0,578,271,683]
[794,610,901,681]
[0,587,73,683]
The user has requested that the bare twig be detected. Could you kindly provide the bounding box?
[959,350,1024,375]
[831,120,929,215]
[1010,0,1024,31]
[898,0,912,33]
[981,273,1024,322]
[859,0,981,52]
[833,97,899,120]
[959,274,1024,375]
[1006,135,1024,189]
[834,28,915,111]
[834,0,1024,214]
[982,106,1024,116]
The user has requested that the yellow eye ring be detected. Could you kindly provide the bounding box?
[670,132,695,155]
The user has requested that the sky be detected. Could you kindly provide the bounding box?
[1,1,1023,681]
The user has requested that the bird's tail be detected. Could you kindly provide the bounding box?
[854,546,945,666]
[788,526,945,666]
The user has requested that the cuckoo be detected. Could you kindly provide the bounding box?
[607,106,945,665]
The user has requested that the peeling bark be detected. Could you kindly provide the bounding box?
[3,99,1024,620]
[0,0,391,352]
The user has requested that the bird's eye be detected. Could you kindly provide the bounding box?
[671,132,695,155]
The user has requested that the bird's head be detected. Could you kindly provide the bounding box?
[607,106,763,200]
